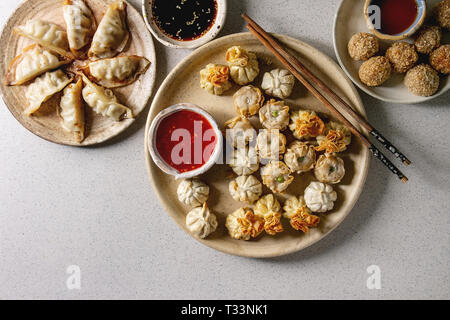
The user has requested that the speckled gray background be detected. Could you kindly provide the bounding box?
[0,0,449,300]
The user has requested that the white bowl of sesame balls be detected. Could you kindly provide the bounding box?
[333,0,450,104]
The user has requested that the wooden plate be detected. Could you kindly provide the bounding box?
[145,33,370,258]
[0,0,156,146]
[333,0,450,104]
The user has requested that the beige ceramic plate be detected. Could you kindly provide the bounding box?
[334,0,450,104]
[145,33,370,258]
[0,0,156,146]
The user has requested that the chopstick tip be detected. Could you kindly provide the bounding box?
[401,177,409,183]
[403,159,411,166]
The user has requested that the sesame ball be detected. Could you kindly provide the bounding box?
[348,32,380,61]
[435,0,450,30]
[386,42,418,73]
[359,56,392,86]
[404,64,440,97]
[430,45,450,74]
[414,26,442,54]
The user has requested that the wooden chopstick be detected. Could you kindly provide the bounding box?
[244,21,408,183]
[242,14,411,167]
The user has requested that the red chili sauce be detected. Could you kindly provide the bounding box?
[372,0,418,35]
[156,110,217,173]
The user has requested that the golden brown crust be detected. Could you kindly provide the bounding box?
[430,45,450,74]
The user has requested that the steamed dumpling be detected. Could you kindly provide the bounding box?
[177,178,209,207]
[83,56,151,88]
[59,78,85,142]
[254,194,283,235]
[314,154,345,184]
[225,46,259,85]
[63,0,97,57]
[284,141,316,173]
[289,110,325,140]
[224,116,256,148]
[225,207,264,240]
[88,1,129,59]
[25,70,72,116]
[14,20,71,58]
[316,122,352,153]
[81,75,133,121]
[233,85,264,117]
[283,195,320,233]
[5,44,70,86]
[229,147,259,176]
[229,175,262,203]
[260,160,294,194]
[261,68,295,99]
[186,203,218,239]
[256,129,286,160]
[259,99,290,130]
[304,182,337,213]
[200,63,232,95]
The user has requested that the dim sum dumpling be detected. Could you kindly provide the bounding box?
[314,154,345,184]
[225,207,264,240]
[83,56,151,88]
[289,110,325,140]
[316,121,352,153]
[63,0,97,57]
[254,194,284,235]
[224,116,256,148]
[25,70,72,116]
[59,78,85,142]
[233,85,264,117]
[304,182,337,213]
[88,1,129,59]
[283,195,320,233]
[5,44,70,86]
[177,178,209,207]
[284,141,316,173]
[261,68,295,99]
[199,63,232,95]
[259,99,290,130]
[186,203,218,239]
[256,129,286,160]
[226,46,259,85]
[229,147,259,176]
[14,20,71,58]
[260,160,294,194]
[229,175,262,203]
[81,75,133,121]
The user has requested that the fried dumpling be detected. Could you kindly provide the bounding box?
[284,141,316,174]
[254,194,284,235]
[88,1,129,59]
[289,110,325,140]
[283,195,320,233]
[256,129,286,160]
[225,207,264,240]
[199,63,232,95]
[229,175,262,204]
[225,46,259,85]
[25,70,72,116]
[59,78,85,142]
[224,116,256,148]
[316,121,352,153]
[82,56,150,88]
[261,68,295,99]
[14,20,71,58]
[186,203,218,239]
[260,160,294,194]
[63,0,97,58]
[314,154,345,184]
[5,44,70,86]
[81,74,133,121]
[229,147,259,176]
[259,99,290,130]
[233,85,264,117]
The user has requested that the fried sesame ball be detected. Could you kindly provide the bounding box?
[435,0,450,30]
[359,56,392,86]
[404,64,440,96]
[414,26,442,54]
[385,42,418,73]
[348,32,380,61]
[430,45,450,74]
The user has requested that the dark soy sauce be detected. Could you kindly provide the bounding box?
[152,0,218,41]
[371,0,418,35]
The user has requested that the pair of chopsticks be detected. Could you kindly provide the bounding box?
[242,14,410,183]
